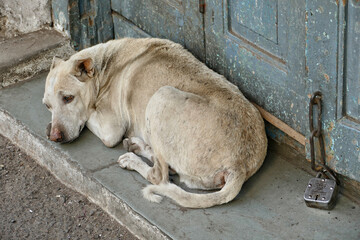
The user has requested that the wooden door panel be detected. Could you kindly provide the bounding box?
[113,14,151,39]
[111,0,205,61]
[332,1,360,181]
[64,0,114,50]
[206,0,307,134]
[228,0,284,60]
[112,0,184,44]
[344,2,360,121]
[229,0,278,44]
[305,0,359,181]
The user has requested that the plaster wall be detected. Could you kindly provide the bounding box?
[0,0,51,39]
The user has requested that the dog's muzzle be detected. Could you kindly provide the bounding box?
[47,122,65,143]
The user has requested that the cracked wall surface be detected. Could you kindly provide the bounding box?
[0,0,51,40]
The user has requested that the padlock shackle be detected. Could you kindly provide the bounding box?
[318,165,340,185]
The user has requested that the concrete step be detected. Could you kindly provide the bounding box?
[0,74,359,240]
[0,29,74,88]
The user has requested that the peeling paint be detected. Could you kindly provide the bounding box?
[305,0,360,182]
[317,6,324,14]
[328,121,335,131]
[323,73,330,82]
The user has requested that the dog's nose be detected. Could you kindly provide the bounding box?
[49,127,64,142]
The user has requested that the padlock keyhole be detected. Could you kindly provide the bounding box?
[315,195,319,200]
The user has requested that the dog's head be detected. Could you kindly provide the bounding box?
[43,56,96,143]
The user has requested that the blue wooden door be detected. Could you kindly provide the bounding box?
[205,0,360,183]
[111,0,205,61]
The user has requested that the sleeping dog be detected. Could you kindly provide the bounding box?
[43,38,267,208]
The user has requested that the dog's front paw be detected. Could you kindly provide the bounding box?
[117,152,137,170]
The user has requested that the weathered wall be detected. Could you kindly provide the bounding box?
[0,0,51,39]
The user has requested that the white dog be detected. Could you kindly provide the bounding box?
[43,38,267,208]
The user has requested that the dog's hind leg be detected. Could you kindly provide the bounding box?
[123,137,154,161]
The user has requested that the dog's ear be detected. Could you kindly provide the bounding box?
[74,58,95,81]
[51,56,64,69]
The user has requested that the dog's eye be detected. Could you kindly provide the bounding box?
[63,95,74,104]
[45,104,51,109]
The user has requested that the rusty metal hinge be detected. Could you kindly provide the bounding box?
[199,0,205,14]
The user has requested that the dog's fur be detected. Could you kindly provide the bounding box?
[43,38,267,208]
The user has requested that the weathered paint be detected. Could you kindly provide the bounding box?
[344,1,360,121]
[205,0,308,135]
[111,0,205,62]
[68,0,114,50]
[52,0,70,37]
[229,0,278,44]
[113,13,151,39]
[306,0,360,182]
[111,0,184,46]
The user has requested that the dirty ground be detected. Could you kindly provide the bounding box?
[0,134,138,240]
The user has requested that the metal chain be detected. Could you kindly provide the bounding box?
[309,91,340,185]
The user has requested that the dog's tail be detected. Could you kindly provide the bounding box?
[142,170,246,208]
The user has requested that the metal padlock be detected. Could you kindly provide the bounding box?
[304,172,338,210]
